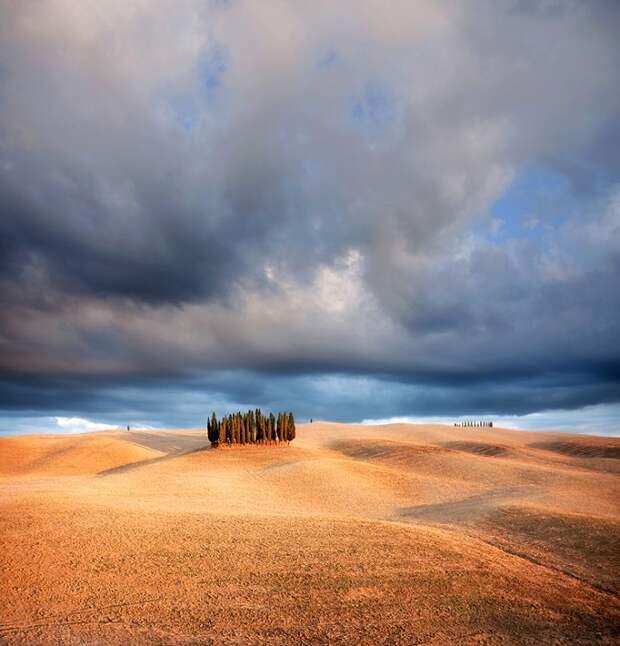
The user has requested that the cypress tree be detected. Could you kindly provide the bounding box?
[227,415,233,445]
[211,412,218,440]
[218,418,225,445]
[287,412,296,442]
[208,411,219,445]
[249,410,256,443]
[255,411,262,443]
[258,409,265,442]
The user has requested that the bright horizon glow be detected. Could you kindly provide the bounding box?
[54,417,120,434]
[362,403,620,437]
[0,403,618,437]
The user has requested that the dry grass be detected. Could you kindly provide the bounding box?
[1,422,619,644]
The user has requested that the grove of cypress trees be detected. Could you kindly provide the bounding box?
[207,409,296,448]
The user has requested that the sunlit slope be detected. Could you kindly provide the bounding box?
[1,422,619,644]
[0,433,164,476]
[1,423,618,521]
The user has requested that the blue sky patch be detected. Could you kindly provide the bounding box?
[199,44,229,91]
[490,166,576,242]
[351,82,398,136]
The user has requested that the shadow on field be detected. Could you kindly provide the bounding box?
[398,485,538,523]
[529,440,620,460]
[439,441,511,457]
[97,432,210,477]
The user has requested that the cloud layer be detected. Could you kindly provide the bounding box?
[0,1,619,430]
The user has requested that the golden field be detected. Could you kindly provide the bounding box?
[1,422,619,645]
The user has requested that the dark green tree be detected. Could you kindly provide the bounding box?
[287,412,296,442]
[248,410,256,443]
[227,415,233,445]
[218,417,226,445]
[233,415,239,444]
[207,411,219,445]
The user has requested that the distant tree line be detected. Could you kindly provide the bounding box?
[206,410,296,447]
[455,420,493,428]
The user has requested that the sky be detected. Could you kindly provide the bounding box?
[0,1,619,436]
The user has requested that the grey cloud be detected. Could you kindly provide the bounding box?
[0,0,619,425]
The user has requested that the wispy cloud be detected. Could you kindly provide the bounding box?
[54,417,119,434]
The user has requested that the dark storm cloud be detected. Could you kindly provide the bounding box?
[1,369,618,431]
[0,0,619,427]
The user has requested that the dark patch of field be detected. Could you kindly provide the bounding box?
[440,441,511,457]
[398,486,536,523]
[125,431,209,455]
[529,440,620,460]
[330,439,450,464]
[479,506,620,594]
